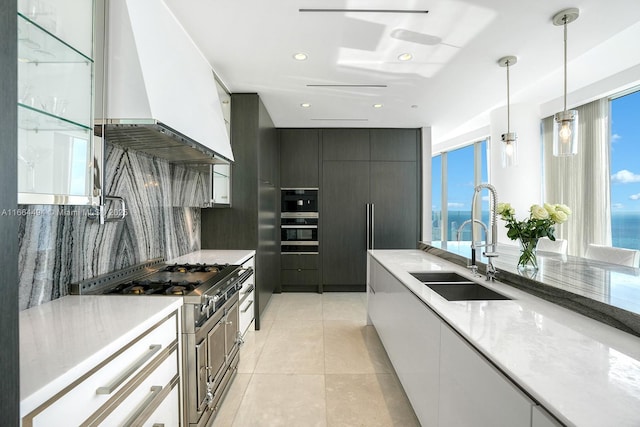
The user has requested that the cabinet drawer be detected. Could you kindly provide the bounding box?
[281,253,318,270]
[24,313,178,427]
[241,257,255,290]
[282,269,319,286]
[239,290,255,335]
[91,348,179,426]
[142,380,180,427]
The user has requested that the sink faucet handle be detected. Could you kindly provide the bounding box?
[467,264,480,277]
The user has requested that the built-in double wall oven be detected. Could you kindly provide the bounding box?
[281,188,318,254]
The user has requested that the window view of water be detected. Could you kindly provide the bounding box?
[432,210,490,242]
[612,212,640,250]
[610,90,640,251]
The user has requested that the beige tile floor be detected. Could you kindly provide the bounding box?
[211,292,421,427]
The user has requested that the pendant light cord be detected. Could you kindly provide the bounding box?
[563,15,568,113]
[506,60,511,133]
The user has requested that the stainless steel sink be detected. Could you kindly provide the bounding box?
[424,283,511,301]
[410,272,473,283]
[409,272,511,301]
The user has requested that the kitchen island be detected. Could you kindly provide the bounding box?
[368,249,640,427]
[422,241,640,337]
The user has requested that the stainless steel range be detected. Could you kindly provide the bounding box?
[71,258,254,427]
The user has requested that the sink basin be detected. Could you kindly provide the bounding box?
[425,283,511,301]
[409,271,511,301]
[410,272,473,283]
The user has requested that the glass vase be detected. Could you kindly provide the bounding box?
[518,237,539,272]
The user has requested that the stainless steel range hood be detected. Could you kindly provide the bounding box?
[95,119,231,164]
[97,0,233,164]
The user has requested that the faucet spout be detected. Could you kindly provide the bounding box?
[471,183,499,281]
[471,183,499,254]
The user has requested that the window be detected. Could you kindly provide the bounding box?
[431,139,489,243]
[610,89,640,250]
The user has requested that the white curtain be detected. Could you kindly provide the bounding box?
[542,98,611,257]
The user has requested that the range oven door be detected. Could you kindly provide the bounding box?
[224,299,240,364]
[207,316,227,390]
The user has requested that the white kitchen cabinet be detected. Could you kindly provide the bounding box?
[439,324,533,426]
[17,0,99,205]
[22,312,180,427]
[532,406,564,427]
[367,258,440,426]
[239,256,255,335]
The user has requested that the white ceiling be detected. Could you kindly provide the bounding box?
[164,0,640,144]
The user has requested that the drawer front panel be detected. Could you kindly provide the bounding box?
[27,313,178,427]
[94,349,179,426]
[239,290,255,335]
[281,269,319,286]
[281,253,318,270]
[241,257,255,291]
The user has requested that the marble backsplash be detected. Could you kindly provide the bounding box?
[18,143,207,310]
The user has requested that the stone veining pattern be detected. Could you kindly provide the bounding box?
[18,143,207,310]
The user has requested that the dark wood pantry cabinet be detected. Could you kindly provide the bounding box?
[278,127,421,292]
[321,128,421,291]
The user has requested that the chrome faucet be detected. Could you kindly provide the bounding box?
[471,183,499,281]
[456,219,487,277]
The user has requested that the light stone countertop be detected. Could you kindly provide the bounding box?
[369,249,640,427]
[167,249,255,266]
[19,295,182,416]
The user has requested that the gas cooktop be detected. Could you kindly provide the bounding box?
[70,259,239,297]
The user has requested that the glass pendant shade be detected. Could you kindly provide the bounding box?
[552,109,579,156]
[501,132,518,167]
[552,8,580,157]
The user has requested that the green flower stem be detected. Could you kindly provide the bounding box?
[518,238,538,270]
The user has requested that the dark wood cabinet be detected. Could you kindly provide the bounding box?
[320,128,421,291]
[370,128,420,161]
[370,161,419,249]
[1,0,19,422]
[321,160,371,290]
[279,129,319,188]
[321,129,370,161]
[281,254,319,291]
[202,94,280,329]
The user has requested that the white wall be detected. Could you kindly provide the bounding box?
[489,103,542,244]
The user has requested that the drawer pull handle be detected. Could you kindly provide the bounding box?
[122,385,163,426]
[242,284,255,294]
[241,300,254,313]
[96,344,161,395]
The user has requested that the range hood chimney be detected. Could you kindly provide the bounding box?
[97,0,233,164]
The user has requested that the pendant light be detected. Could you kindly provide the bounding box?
[552,8,580,157]
[498,56,518,167]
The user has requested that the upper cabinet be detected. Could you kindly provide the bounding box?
[279,129,319,188]
[17,0,98,205]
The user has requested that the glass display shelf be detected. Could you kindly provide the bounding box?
[18,13,93,64]
[18,103,92,132]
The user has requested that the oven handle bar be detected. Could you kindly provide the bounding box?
[96,344,162,395]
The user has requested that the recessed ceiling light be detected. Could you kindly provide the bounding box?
[373,104,383,108]
[398,53,413,61]
[293,52,308,61]
[300,103,311,108]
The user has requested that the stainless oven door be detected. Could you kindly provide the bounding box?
[207,316,226,387]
